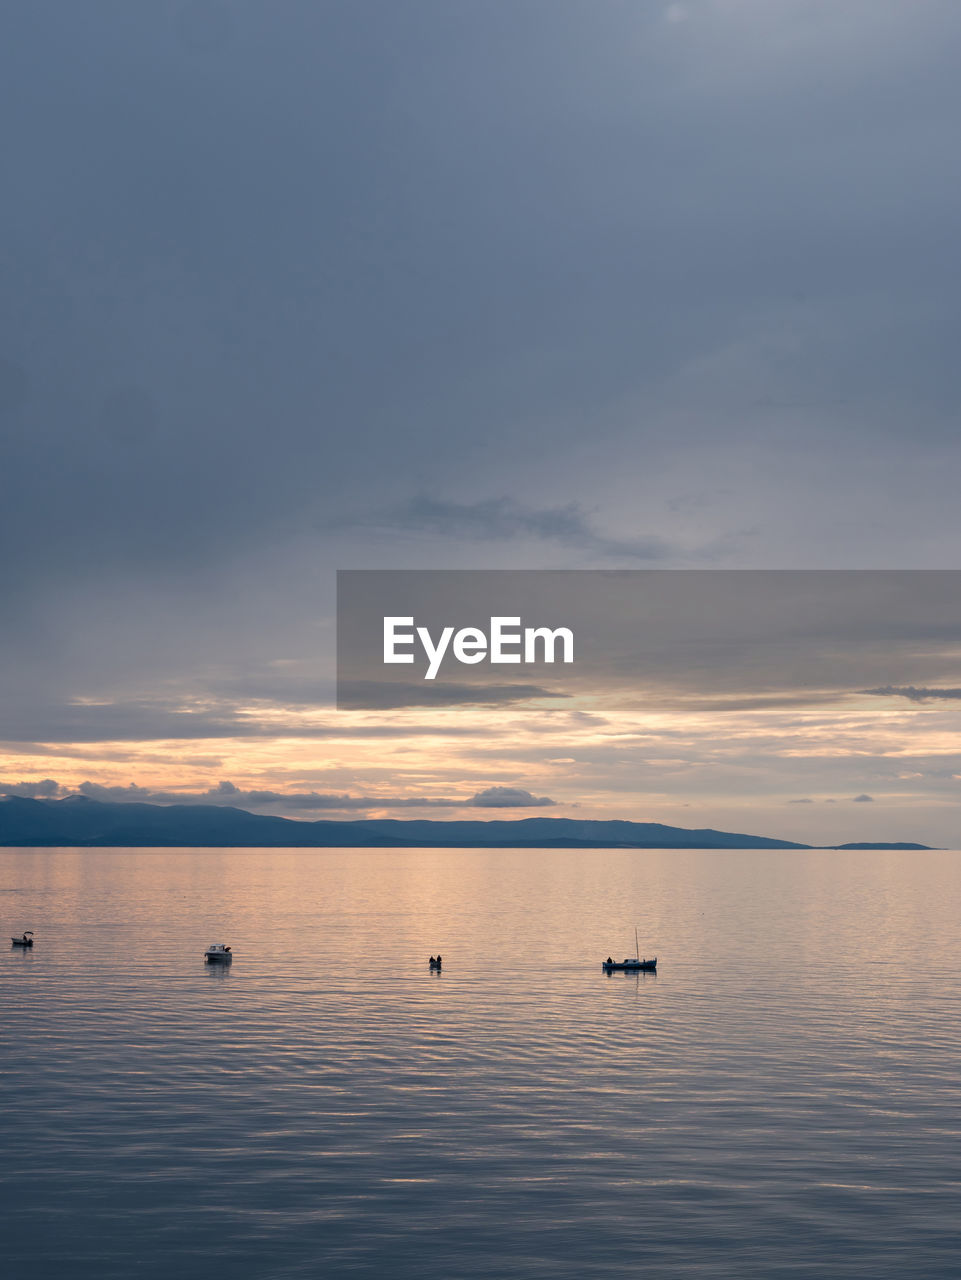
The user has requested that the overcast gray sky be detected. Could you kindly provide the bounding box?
[2,2,960,842]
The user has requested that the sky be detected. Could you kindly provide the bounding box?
[2,1,961,845]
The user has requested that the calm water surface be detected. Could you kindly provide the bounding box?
[2,846,960,1278]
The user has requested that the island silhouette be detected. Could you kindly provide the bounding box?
[0,796,931,850]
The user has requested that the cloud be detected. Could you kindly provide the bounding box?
[4,0,961,635]
[852,793,874,802]
[0,699,494,744]
[342,496,676,561]
[0,778,61,798]
[696,693,848,712]
[863,686,961,703]
[469,786,556,808]
[71,780,468,812]
[337,681,568,711]
[0,777,559,815]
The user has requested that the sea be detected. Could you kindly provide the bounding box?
[2,846,959,1279]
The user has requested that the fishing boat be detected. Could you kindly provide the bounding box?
[602,928,655,972]
[429,955,442,969]
[11,931,33,947]
[204,943,232,963]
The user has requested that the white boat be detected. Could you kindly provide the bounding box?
[205,943,232,963]
[11,931,33,947]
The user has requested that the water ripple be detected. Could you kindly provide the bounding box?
[2,846,960,1278]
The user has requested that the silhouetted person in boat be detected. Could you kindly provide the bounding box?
[606,957,613,965]
[435,954,442,965]
[429,956,435,964]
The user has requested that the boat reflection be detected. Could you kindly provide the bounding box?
[603,967,656,981]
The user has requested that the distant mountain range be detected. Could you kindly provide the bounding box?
[0,796,932,850]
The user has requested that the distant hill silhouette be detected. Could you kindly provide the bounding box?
[828,841,932,851]
[0,796,932,850]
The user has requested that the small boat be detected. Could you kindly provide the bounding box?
[428,955,442,969]
[205,944,232,963]
[602,928,656,972]
[11,931,34,947]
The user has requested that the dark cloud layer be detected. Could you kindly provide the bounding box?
[4,0,961,611]
[864,687,961,702]
[0,703,488,745]
[337,681,568,711]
